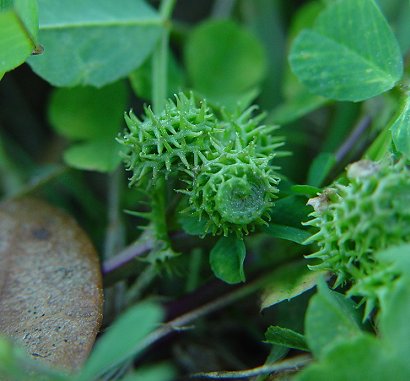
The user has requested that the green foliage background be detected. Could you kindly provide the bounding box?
[1,0,410,380]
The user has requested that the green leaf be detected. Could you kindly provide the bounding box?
[376,245,410,361]
[289,0,403,101]
[298,248,410,380]
[262,224,311,244]
[307,152,336,187]
[269,92,327,125]
[120,363,175,381]
[395,1,410,55]
[375,243,410,279]
[0,336,69,381]
[379,278,410,364]
[268,1,327,124]
[321,102,361,152]
[295,335,408,381]
[209,236,246,284]
[78,302,163,381]
[201,87,261,111]
[288,1,323,41]
[265,326,309,351]
[63,137,122,172]
[269,196,312,228]
[260,260,323,310]
[365,118,394,160]
[283,0,324,100]
[28,0,162,87]
[378,0,410,55]
[241,0,286,109]
[0,336,27,380]
[391,93,410,158]
[48,81,128,140]
[48,81,127,172]
[304,279,362,358]
[0,0,38,73]
[129,52,185,100]
[185,20,266,99]
[290,185,321,197]
[177,213,208,237]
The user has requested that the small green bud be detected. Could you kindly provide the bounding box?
[118,92,216,187]
[185,146,279,237]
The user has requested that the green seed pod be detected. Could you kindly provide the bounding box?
[304,158,410,315]
[218,106,286,158]
[118,92,216,187]
[119,92,285,238]
[184,141,279,237]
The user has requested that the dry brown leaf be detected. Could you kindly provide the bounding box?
[0,197,103,372]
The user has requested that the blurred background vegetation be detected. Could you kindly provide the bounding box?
[1,0,409,379]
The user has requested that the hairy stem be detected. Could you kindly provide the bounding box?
[125,266,157,305]
[102,238,153,275]
[104,168,127,318]
[191,354,311,379]
[138,271,278,350]
[335,115,372,164]
[104,168,125,260]
[101,231,196,277]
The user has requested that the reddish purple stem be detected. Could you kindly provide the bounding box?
[102,241,152,275]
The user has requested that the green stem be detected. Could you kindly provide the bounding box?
[160,0,177,20]
[151,177,169,242]
[150,0,176,248]
[191,355,311,379]
[365,88,410,161]
[364,124,392,161]
[104,168,125,259]
[138,271,279,350]
[152,0,176,113]
[365,92,409,161]
[103,168,126,318]
[126,266,157,304]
